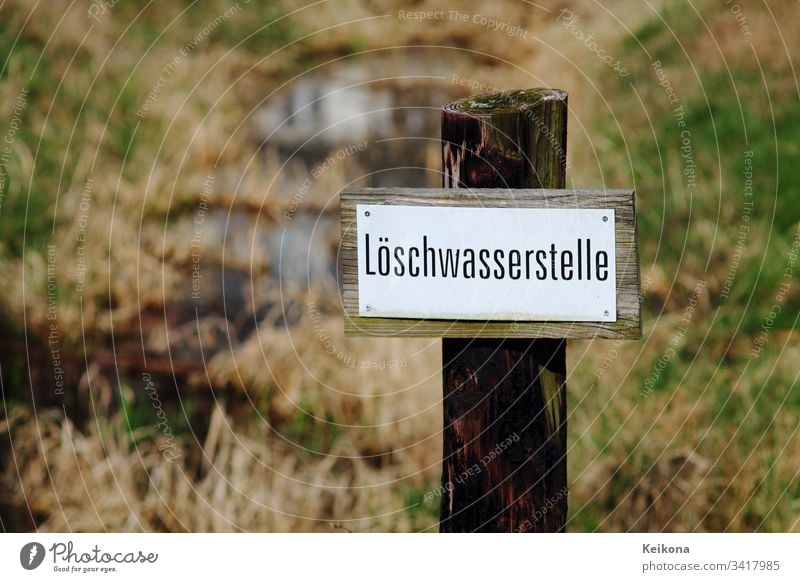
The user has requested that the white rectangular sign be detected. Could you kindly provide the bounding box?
[356,204,617,322]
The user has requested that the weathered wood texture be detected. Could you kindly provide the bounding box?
[440,89,568,533]
[440,337,568,532]
[340,187,641,339]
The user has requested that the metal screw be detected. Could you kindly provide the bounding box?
[602,216,608,222]
[365,211,371,217]
[365,305,372,311]
[604,310,610,316]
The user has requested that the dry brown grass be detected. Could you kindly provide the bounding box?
[2,331,442,532]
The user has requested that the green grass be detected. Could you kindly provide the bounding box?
[563,0,800,531]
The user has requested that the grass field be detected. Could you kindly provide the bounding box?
[1,0,798,532]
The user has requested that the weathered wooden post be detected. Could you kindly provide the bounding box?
[339,88,641,534]
[439,89,570,532]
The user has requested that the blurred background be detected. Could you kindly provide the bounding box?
[0,0,798,532]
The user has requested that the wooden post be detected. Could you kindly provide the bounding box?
[340,89,640,530]
[439,89,569,532]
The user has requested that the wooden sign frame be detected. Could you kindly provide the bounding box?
[340,187,641,339]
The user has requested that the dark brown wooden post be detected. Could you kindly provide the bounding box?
[439,89,569,532]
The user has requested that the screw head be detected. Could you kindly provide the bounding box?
[365,305,372,311]
[365,211,371,217]
[602,216,608,222]
[604,310,610,316]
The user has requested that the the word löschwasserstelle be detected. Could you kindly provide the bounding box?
[364,234,610,282]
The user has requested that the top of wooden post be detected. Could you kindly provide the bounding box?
[444,88,568,116]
